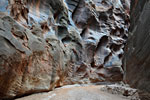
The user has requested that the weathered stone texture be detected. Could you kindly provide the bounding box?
[0,0,129,99]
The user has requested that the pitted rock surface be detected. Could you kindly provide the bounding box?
[0,0,129,99]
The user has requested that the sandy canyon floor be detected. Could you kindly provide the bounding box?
[16,84,140,100]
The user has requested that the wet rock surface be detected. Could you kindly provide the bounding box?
[0,0,129,99]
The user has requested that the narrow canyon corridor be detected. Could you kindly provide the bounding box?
[0,0,150,100]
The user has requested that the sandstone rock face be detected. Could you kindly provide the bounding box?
[0,0,129,99]
[124,0,150,93]
[65,0,130,84]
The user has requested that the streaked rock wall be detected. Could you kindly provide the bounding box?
[124,0,150,93]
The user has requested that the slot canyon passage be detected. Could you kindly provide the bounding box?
[0,0,150,100]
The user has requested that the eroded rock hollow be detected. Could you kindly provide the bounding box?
[0,0,130,99]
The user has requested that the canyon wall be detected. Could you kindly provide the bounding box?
[0,0,129,99]
[124,0,150,93]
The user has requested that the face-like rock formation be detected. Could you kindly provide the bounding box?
[0,0,129,99]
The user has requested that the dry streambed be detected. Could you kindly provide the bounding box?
[16,84,140,100]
